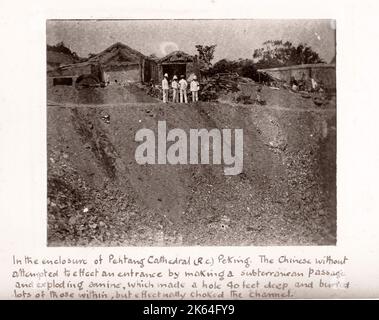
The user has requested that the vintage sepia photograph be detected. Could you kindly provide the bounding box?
[47,19,336,247]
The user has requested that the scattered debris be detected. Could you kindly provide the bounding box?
[300,92,312,99]
[101,113,110,124]
[235,94,254,104]
[313,96,325,106]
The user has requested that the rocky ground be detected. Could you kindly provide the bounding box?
[47,84,336,246]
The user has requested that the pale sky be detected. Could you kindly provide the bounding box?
[46,19,336,63]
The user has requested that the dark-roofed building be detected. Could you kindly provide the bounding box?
[87,42,157,84]
[158,51,200,81]
[47,42,159,87]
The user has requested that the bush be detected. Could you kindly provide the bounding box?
[209,59,262,82]
[209,59,239,75]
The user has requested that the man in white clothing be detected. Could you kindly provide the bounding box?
[190,75,200,102]
[179,75,188,103]
[162,73,169,103]
[171,75,179,103]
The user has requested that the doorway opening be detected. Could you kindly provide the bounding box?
[162,64,186,80]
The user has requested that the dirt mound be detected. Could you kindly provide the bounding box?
[47,95,336,246]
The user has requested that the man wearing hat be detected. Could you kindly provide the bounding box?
[162,73,169,103]
[190,75,200,102]
[179,75,188,103]
[171,75,179,103]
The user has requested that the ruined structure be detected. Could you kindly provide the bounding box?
[47,42,158,87]
[86,42,157,84]
[258,63,336,91]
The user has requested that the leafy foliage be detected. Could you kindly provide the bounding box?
[209,58,262,81]
[195,44,217,69]
[253,40,325,68]
[210,59,238,74]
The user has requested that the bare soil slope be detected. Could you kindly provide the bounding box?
[47,83,159,105]
[47,88,336,246]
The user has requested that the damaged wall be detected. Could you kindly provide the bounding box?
[104,65,141,84]
[258,64,336,90]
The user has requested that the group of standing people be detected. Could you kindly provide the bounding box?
[162,73,200,103]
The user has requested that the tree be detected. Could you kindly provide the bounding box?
[253,40,325,69]
[209,58,262,82]
[195,45,217,72]
[238,59,259,79]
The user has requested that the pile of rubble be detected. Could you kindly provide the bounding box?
[146,85,161,99]
[200,73,241,101]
